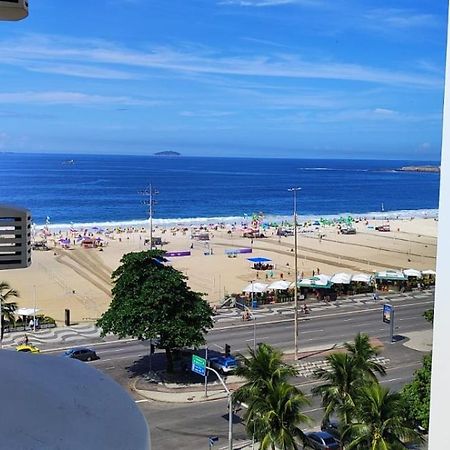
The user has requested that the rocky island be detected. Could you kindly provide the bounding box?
[396,165,440,173]
[154,151,181,156]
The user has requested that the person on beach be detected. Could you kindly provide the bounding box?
[24,334,29,345]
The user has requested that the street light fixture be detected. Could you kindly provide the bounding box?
[288,187,301,360]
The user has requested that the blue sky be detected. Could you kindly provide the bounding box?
[0,0,447,159]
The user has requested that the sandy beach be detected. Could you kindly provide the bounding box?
[0,217,438,325]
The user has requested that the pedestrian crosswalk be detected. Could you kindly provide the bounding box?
[295,356,390,378]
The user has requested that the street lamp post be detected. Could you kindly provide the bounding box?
[206,366,233,450]
[33,285,37,332]
[140,184,159,250]
[288,187,301,360]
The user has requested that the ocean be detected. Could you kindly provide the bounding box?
[0,153,440,228]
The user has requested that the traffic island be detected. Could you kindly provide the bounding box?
[131,373,243,403]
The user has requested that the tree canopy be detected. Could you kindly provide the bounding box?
[97,250,213,370]
[401,353,432,432]
[0,281,18,340]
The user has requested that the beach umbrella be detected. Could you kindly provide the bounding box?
[15,308,40,316]
[311,274,332,286]
[375,270,406,281]
[267,280,291,290]
[294,275,333,289]
[293,279,314,288]
[243,283,268,293]
[351,273,373,283]
[422,269,436,275]
[403,268,422,278]
[247,257,272,263]
[331,273,352,284]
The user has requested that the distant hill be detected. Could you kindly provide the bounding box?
[154,151,181,156]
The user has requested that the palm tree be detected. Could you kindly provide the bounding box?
[0,281,19,339]
[246,380,310,450]
[234,343,297,405]
[344,333,386,381]
[343,383,423,449]
[312,352,362,427]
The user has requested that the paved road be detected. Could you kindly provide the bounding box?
[41,290,432,450]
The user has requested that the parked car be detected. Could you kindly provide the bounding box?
[208,356,238,374]
[16,344,40,353]
[321,418,341,440]
[304,431,341,449]
[63,347,99,362]
[375,224,390,232]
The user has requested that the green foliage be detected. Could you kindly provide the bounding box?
[312,334,387,438]
[97,250,213,370]
[344,333,386,381]
[401,353,432,432]
[248,381,310,450]
[234,344,310,449]
[423,309,434,324]
[0,281,19,339]
[234,343,297,405]
[343,384,423,449]
[312,352,363,427]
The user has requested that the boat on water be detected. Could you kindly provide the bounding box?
[62,159,75,165]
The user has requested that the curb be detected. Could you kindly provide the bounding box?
[131,378,229,403]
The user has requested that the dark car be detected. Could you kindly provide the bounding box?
[304,431,341,449]
[63,348,99,362]
[321,418,341,440]
[209,356,238,374]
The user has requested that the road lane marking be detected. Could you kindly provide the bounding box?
[301,329,324,334]
[245,336,268,342]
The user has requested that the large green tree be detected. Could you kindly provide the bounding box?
[401,353,432,432]
[97,250,213,371]
[0,281,18,340]
[344,333,386,381]
[234,343,297,405]
[312,352,362,427]
[343,384,423,449]
[247,380,310,450]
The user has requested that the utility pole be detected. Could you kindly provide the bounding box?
[288,187,301,360]
[206,366,233,450]
[140,184,158,249]
[33,285,37,332]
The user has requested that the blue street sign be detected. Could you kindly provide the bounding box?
[191,354,207,376]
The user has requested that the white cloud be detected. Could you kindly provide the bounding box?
[219,0,314,6]
[27,63,141,80]
[0,91,159,106]
[0,34,441,89]
[364,8,439,30]
[180,110,234,117]
[373,108,397,116]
